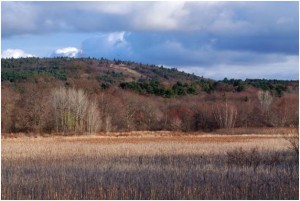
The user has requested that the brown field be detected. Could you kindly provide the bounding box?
[2,132,299,199]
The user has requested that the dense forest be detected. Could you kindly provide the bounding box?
[1,57,299,134]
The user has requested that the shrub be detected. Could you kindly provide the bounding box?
[226,147,261,172]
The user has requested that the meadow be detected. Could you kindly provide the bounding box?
[1,132,299,199]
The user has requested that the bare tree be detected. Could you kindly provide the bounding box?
[258,90,273,123]
[194,103,216,131]
[1,88,20,133]
[270,94,299,127]
[121,92,139,131]
[258,91,273,111]
[213,101,237,129]
[86,100,101,134]
[51,87,101,135]
[137,99,161,131]
[284,126,299,158]
[98,90,126,132]
[171,117,183,131]
[69,89,89,133]
[51,88,69,133]
[104,115,112,133]
[12,83,51,133]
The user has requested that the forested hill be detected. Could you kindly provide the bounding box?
[1,57,299,134]
[1,57,298,97]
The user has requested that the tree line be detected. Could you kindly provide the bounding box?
[2,85,298,134]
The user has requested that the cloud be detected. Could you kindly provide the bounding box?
[81,32,132,59]
[179,55,299,80]
[1,2,38,37]
[76,2,137,15]
[1,49,35,58]
[2,2,298,56]
[132,2,188,31]
[2,2,298,37]
[52,47,82,58]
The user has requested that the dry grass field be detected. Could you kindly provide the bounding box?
[2,132,299,199]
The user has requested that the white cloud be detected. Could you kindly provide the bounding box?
[106,32,127,47]
[81,32,132,59]
[52,47,82,57]
[133,2,188,31]
[2,2,38,37]
[86,32,130,52]
[76,2,137,15]
[1,49,35,58]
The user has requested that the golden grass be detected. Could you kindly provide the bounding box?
[1,132,298,199]
[2,133,289,160]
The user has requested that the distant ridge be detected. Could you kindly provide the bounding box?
[1,57,298,97]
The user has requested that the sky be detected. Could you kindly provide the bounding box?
[1,1,299,80]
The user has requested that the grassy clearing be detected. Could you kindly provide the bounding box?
[1,133,298,199]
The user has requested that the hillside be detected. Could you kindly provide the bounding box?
[1,57,298,97]
[1,57,299,134]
